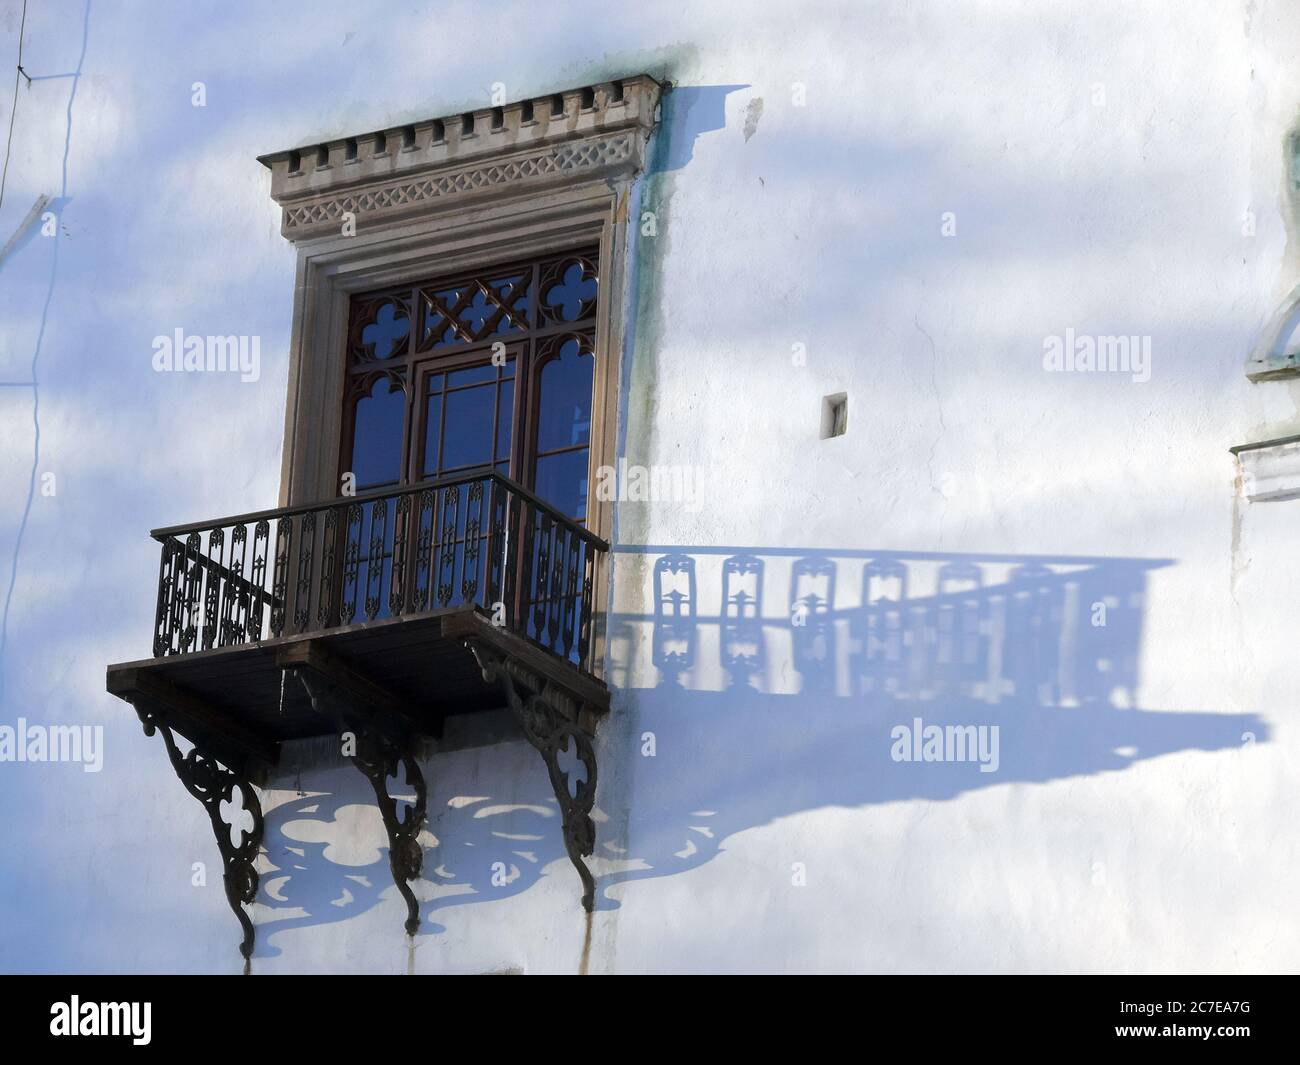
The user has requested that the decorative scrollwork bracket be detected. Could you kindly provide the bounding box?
[292,669,428,936]
[466,640,600,911]
[131,701,265,972]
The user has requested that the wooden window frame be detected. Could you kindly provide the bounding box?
[337,248,601,523]
[265,78,662,677]
[280,187,630,536]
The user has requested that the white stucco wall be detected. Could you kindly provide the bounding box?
[1,0,1298,973]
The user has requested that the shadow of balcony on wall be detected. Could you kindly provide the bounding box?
[244,545,1267,957]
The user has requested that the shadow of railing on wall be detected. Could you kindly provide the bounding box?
[250,545,1267,947]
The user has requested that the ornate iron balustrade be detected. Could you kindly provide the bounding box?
[149,470,605,675]
[115,470,610,964]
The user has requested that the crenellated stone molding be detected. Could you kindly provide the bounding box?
[258,76,662,241]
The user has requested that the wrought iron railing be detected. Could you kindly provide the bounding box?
[150,471,606,674]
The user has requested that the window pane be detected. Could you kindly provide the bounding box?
[534,448,589,521]
[448,363,497,388]
[496,378,514,463]
[441,384,496,470]
[350,377,405,489]
[421,390,443,477]
[535,339,593,452]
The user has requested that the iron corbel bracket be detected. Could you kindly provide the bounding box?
[465,639,600,911]
[129,697,266,971]
[281,644,428,936]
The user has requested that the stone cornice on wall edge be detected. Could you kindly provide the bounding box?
[258,75,662,241]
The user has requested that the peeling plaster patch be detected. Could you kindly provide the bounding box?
[1231,478,1249,601]
[743,97,763,141]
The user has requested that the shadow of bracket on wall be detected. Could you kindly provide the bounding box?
[108,612,608,971]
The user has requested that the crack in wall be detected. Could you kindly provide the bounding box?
[913,315,948,501]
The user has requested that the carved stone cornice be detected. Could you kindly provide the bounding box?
[258,75,662,241]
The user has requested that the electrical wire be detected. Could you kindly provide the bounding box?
[0,0,29,213]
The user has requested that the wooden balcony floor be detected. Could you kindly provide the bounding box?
[106,605,608,767]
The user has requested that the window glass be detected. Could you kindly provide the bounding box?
[423,358,515,477]
[532,338,594,521]
[535,339,593,452]
[350,376,405,488]
[534,449,589,521]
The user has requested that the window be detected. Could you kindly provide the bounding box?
[340,248,599,524]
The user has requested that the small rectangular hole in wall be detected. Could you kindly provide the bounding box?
[462,113,475,136]
[580,86,595,110]
[345,137,358,161]
[550,94,564,117]
[611,79,624,102]
[431,119,445,143]
[315,145,330,168]
[520,99,534,123]
[373,132,387,155]
[401,125,416,149]
[287,149,301,173]
[821,393,848,439]
[491,107,504,130]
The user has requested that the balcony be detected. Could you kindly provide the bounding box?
[106,471,609,966]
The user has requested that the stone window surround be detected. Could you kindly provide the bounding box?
[260,74,663,566]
